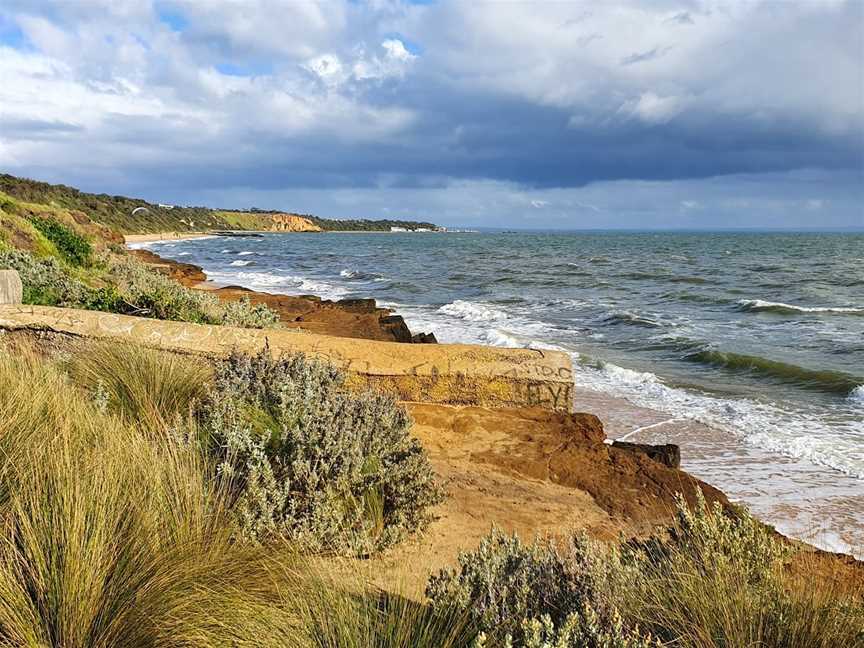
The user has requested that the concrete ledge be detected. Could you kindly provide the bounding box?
[0,305,574,410]
[0,271,22,305]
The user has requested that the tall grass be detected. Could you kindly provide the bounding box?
[0,348,303,647]
[625,495,864,648]
[66,342,211,433]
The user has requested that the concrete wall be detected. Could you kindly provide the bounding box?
[0,271,22,305]
[0,305,574,410]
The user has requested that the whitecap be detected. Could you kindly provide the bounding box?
[438,300,507,322]
[230,260,254,266]
[737,299,864,315]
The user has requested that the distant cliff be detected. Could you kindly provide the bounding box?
[0,174,438,234]
[271,214,322,232]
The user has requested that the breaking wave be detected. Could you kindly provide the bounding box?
[570,358,864,480]
[737,299,864,316]
[603,311,663,328]
[684,349,864,396]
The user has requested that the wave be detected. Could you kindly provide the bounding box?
[602,311,663,328]
[570,357,864,480]
[850,386,864,404]
[438,300,507,322]
[684,349,864,396]
[737,299,864,316]
[667,276,710,285]
[662,291,726,305]
[238,251,255,256]
[207,270,349,301]
[230,260,255,267]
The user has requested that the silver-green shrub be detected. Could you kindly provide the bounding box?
[105,255,279,328]
[0,248,110,307]
[0,248,280,328]
[427,528,646,648]
[198,348,444,555]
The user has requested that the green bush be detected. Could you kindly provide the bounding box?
[198,348,444,555]
[0,247,279,328]
[27,215,92,266]
[0,247,117,309]
[427,529,649,648]
[433,494,864,648]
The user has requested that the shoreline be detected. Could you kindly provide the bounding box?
[124,232,215,244]
[128,245,437,343]
[126,236,863,562]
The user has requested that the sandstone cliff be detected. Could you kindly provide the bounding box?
[269,213,322,232]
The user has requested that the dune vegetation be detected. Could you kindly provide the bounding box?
[0,191,280,328]
[0,338,860,647]
[0,174,439,234]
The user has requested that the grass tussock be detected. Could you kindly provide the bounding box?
[626,494,864,648]
[67,342,212,432]
[0,348,304,647]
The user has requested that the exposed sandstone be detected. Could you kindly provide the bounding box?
[270,213,322,232]
[612,440,681,469]
[377,402,729,582]
[130,249,437,343]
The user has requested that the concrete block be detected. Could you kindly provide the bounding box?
[0,270,22,305]
[0,304,574,410]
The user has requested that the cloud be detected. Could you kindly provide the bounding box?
[666,12,695,25]
[622,92,689,124]
[531,199,548,208]
[0,0,861,227]
[620,45,673,66]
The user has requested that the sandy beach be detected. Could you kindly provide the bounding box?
[123,231,215,245]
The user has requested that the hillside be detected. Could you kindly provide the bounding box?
[0,174,440,234]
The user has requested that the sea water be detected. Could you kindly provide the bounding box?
[135,231,864,556]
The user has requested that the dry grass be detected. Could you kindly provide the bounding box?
[0,348,302,647]
[625,497,864,648]
[66,342,212,433]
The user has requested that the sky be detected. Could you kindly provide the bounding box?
[0,0,862,229]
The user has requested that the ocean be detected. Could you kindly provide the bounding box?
[135,231,864,556]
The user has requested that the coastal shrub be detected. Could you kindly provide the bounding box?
[105,254,280,328]
[27,214,93,266]
[626,491,864,648]
[197,348,444,554]
[0,247,120,310]
[426,529,650,648]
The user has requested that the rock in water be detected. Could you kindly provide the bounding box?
[612,441,681,469]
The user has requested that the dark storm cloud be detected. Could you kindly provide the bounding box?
[0,0,862,227]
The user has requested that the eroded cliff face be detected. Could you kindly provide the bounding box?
[269,214,322,232]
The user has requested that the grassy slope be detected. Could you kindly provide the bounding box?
[0,174,440,234]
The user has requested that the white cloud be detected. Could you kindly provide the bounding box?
[382,38,415,63]
[531,199,548,208]
[623,92,688,124]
